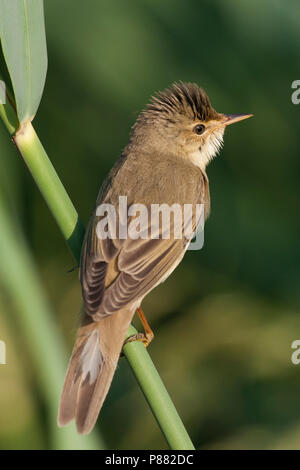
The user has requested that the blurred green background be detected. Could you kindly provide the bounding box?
[1,0,300,449]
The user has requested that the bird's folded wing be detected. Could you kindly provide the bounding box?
[80,208,199,317]
[99,236,186,315]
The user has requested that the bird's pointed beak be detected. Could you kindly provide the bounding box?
[222,113,253,126]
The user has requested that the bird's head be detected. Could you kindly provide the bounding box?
[132,82,252,171]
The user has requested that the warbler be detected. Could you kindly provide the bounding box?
[58,82,252,434]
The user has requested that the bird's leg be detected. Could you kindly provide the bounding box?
[123,308,154,349]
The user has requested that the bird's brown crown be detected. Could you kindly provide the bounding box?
[144,82,219,123]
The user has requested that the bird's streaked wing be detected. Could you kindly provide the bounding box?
[80,207,201,317]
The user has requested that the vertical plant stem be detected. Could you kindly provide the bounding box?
[124,326,195,449]
[14,121,85,261]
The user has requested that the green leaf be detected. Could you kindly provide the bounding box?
[0,0,47,124]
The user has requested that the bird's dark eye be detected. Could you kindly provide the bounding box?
[193,124,206,135]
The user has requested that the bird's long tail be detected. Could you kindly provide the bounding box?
[58,308,134,434]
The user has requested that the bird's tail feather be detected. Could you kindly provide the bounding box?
[58,308,134,434]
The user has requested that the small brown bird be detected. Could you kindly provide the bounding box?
[58,82,252,434]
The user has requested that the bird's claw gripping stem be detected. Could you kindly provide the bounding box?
[122,308,154,353]
[124,330,154,348]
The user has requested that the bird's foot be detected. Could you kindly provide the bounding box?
[123,330,154,349]
[121,307,154,355]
